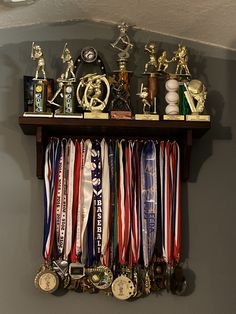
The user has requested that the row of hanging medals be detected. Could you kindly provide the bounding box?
[34,137,187,299]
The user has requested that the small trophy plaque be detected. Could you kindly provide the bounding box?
[77,73,110,119]
[50,44,82,118]
[184,80,210,121]
[109,22,133,119]
[24,42,52,117]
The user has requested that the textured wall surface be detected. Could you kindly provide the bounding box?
[0,0,236,50]
[0,20,236,314]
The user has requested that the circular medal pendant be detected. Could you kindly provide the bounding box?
[34,268,59,293]
[112,275,135,300]
[81,47,98,63]
[90,266,113,290]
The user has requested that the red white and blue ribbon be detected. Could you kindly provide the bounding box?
[141,140,158,268]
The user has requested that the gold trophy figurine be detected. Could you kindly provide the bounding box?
[135,84,159,121]
[31,42,46,81]
[49,43,81,118]
[77,73,110,119]
[184,79,210,121]
[140,41,161,120]
[110,22,133,119]
[173,44,191,78]
[29,42,52,116]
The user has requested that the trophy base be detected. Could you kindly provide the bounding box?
[84,112,109,119]
[163,115,185,121]
[110,111,132,120]
[186,114,210,122]
[54,113,83,118]
[23,112,53,118]
[135,114,159,121]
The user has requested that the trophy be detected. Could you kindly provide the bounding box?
[184,79,210,121]
[163,78,184,120]
[49,44,82,118]
[109,22,133,119]
[135,84,159,120]
[76,73,110,119]
[24,42,52,117]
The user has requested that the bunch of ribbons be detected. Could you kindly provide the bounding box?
[41,137,183,295]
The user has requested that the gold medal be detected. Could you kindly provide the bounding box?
[112,275,134,300]
[34,266,59,293]
[89,266,113,290]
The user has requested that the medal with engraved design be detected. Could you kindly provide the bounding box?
[34,265,59,293]
[88,266,114,290]
[112,275,135,300]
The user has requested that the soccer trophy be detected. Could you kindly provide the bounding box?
[109,22,133,119]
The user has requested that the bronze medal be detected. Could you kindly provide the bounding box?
[112,275,135,300]
[34,266,59,293]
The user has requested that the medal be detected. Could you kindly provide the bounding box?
[88,266,113,290]
[69,262,85,280]
[112,275,134,300]
[34,265,59,294]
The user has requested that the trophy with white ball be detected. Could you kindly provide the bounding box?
[163,78,184,120]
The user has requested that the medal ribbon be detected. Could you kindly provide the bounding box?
[43,138,60,261]
[101,139,110,266]
[80,139,93,262]
[91,140,103,262]
[71,140,82,263]
[141,140,158,268]
[64,139,75,260]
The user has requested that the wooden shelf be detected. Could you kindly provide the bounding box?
[18,116,211,180]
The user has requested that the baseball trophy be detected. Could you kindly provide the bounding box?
[184,79,210,121]
[49,44,82,118]
[76,73,110,119]
[24,42,52,117]
[163,78,184,120]
[109,22,133,119]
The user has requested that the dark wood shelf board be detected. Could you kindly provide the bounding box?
[18,116,210,139]
[18,116,211,180]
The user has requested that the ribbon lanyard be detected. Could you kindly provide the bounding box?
[129,141,141,267]
[43,138,60,261]
[101,139,110,266]
[71,140,82,263]
[108,140,118,267]
[160,141,181,266]
[141,140,158,268]
[171,142,181,264]
[91,139,103,263]
[63,139,75,260]
[80,139,93,264]
[117,140,131,266]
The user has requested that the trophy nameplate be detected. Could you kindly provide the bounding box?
[135,114,159,121]
[23,112,53,117]
[84,112,109,119]
[110,110,132,120]
[163,115,185,121]
[186,114,210,122]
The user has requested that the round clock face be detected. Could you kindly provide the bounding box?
[81,47,98,63]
